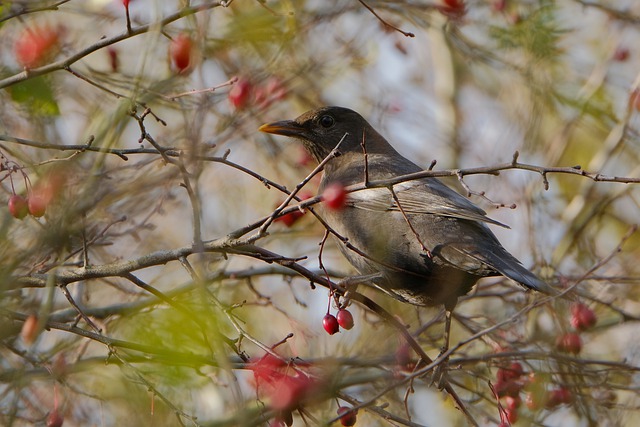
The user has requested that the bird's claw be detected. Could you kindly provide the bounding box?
[431,352,450,390]
[336,273,383,306]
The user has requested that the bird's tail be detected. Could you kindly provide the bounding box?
[470,248,557,296]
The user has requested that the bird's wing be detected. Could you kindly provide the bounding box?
[349,179,510,228]
[447,243,556,294]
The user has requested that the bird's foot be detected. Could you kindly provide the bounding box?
[431,348,450,390]
[336,273,383,305]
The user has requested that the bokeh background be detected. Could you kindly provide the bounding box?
[1,0,639,426]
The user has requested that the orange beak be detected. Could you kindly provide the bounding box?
[258,120,305,137]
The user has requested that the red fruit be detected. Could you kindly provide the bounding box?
[570,303,597,331]
[504,395,521,411]
[555,332,582,354]
[229,78,253,110]
[8,194,29,219]
[505,407,518,424]
[276,209,304,227]
[613,46,630,62]
[28,194,47,217]
[495,378,524,397]
[250,353,286,383]
[337,406,357,426]
[170,34,192,73]
[492,0,507,12]
[497,362,524,383]
[395,343,411,366]
[296,146,313,167]
[122,0,130,7]
[630,89,640,112]
[21,314,39,345]
[254,86,268,108]
[15,25,60,68]
[254,78,287,109]
[274,192,312,227]
[270,374,314,410]
[438,0,466,19]
[265,78,287,100]
[46,409,63,427]
[107,47,119,72]
[545,387,573,409]
[322,183,347,210]
[322,314,339,335]
[336,309,354,330]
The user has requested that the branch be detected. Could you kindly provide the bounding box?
[0,1,233,89]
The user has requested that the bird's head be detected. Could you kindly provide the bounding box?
[259,106,388,163]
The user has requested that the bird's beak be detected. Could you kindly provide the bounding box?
[258,120,305,137]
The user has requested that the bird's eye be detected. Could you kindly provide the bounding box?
[319,115,335,128]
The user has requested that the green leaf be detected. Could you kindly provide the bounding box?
[490,5,566,62]
[8,76,60,116]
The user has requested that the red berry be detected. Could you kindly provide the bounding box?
[545,387,573,409]
[270,374,314,410]
[497,362,524,383]
[229,78,253,110]
[8,194,29,219]
[322,183,347,210]
[570,303,597,331]
[613,46,630,62]
[322,314,339,335]
[274,192,312,227]
[122,0,130,7]
[276,209,304,227]
[630,89,640,112]
[28,194,47,217]
[265,78,287,100]
[21,314,39,345]
[395,343,411,366]
[336,309,354,330]
[296,146,313,167]
[505,407,518,424]
[555,332,582,354]
[337,406,357,426]
[492,0,507,12]
[15,25,60,68]
[438,0,466,19]
[495,378,524,398]
[170,33,192,73]
[504,395,521,411]
[46,409,64,427]
[107,47,119,72]
[253,87,268,108]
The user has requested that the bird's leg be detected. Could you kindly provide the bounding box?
[433,306,455,389]
[337,272,383,306]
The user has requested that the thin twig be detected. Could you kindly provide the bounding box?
[357,0,415,37]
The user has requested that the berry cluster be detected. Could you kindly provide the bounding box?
[3,155,59,220]
[555,302,597,355]
[494,302,597,424]
[229,77,287,110]
[322,309,354,335]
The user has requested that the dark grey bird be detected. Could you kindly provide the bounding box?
[259,106,553,315]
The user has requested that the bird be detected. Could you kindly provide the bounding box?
[259,106,553,346]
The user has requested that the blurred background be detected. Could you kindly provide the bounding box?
[1,0,639,426]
